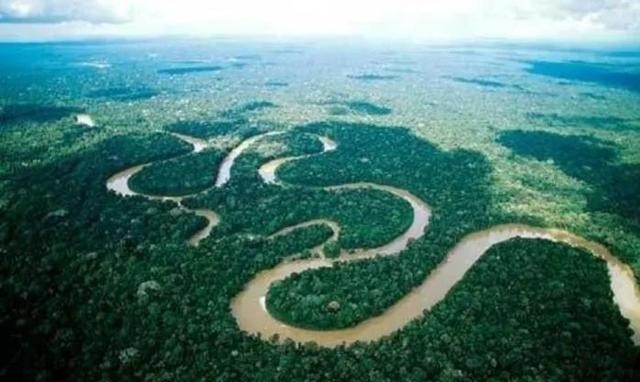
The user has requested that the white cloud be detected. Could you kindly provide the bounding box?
[0,0,133,23]
[0,0,638,41]
[511,0,640,31]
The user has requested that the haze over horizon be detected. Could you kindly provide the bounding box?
[0,0,639,44]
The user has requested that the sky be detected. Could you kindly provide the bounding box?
[0,0,638,43]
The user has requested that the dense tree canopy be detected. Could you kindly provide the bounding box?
[129,148,227,196]
[1,119,638,382]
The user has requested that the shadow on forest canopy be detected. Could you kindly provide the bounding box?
[265,80,289,88]
[0,104,82,125]
[447,76,526,91]
[525,60,640,93]
[526,112,639,132]
[347,73,399,81]
[157,66,222,75]
[498,130,640,224]
[220,100,277,118]
[86,87,159,102]
[325,100,392,116]
[166,119,253,139]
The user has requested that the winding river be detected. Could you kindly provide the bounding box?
[107,130,640,347]
[106,133,220,246]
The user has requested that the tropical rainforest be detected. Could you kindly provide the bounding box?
[1,41,639,382]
